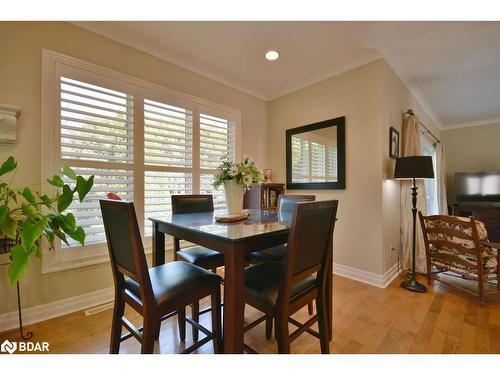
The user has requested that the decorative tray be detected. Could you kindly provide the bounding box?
[214,210,250,223]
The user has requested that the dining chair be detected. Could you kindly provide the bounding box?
[171,194,225,341]
[100,199,222,354]
[243,200,338,354]
[246,194,316,322]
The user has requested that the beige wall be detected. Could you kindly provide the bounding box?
[442,122,500,202]
[268,60,385,275]
[267,59,440,277]
[0,22,268,314]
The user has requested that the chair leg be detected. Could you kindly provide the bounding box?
[154,321,162,340]
[210,287,222,354]
[178,307,186,341]
[141,317,156,354]
[265,316,273,340]
[308,302,314,315]
[109,297,125,354]
[275,316,290,354]
[192,301,200,341]
[316,296,330,354]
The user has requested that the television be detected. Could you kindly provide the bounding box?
[455,172,500,202]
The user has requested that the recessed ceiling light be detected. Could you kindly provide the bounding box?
[265,50,280,61]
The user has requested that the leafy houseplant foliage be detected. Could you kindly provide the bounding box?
[212,155,264,190]
[0,157,94,284]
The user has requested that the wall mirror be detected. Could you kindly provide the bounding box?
[286,116,345,190]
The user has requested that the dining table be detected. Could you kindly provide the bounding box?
[149,209,332,353]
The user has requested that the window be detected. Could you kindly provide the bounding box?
[42,50,240,272]
[421,136,438,215]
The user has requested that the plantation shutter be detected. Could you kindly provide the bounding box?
[199,113,236,210]
[59,76,135,247]
[311,142,326,182]
[143,98,194,233]
[291,136,309,182]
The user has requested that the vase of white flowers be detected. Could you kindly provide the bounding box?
[213,156,263,214]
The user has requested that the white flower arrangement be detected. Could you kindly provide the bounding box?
[212,155,264,189]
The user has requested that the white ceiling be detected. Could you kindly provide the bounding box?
[74,21,500,129]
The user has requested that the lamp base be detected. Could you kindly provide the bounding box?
[400,275,428,293]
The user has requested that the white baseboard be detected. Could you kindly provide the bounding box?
[333,262,399,289]
[0,263,399,333]
[0,287,114,334]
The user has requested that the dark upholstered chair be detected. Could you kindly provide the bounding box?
[171,194,225,340]
[419,213,500,303]
[246,195,316,264]
[243,200,338,354]
[246,195,316,318]
[100,199,222,354]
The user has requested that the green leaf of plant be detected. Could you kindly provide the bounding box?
[21,187,36,204]
[57,185,73,213]
[65,212,76,231]
[22,203,39,219]
[76,175,94,202]
[0,205,9,224]
[53,228,69,246]
[20,217,49,250]
[0,156,17,177]
[47,175,65,187]
[8,244,30,284]
[0,215,17,239]
[67,226,85,246]
[62,166,77,181]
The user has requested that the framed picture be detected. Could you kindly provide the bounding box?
[389,127,400,159]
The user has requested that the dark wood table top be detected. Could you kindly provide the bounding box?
[149,209,292,242]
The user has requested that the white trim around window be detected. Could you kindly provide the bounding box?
[41,49,241,273]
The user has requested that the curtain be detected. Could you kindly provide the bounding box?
[400,115,428,273]
[436,142,448,215]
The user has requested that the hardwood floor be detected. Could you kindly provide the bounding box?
[2,274,500,354]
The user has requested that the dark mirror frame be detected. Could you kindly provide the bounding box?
[286,116,345,190]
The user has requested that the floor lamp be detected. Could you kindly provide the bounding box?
[394,156,434,293]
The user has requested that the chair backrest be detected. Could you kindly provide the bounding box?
[418,213,484,271]
[279,200,338,305]
[278,194,316,214]
[171,194,214,214]
[99,200,153,299]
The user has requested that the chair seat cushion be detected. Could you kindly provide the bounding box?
[124,261,222,307]
[246,245,287,264]
[177,246,224,270]
[244,262,316,311]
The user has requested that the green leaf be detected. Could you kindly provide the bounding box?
[47,175,65,187]
[57,185,73,213]
[8,244,31,284]
[0,216,17,239]
[37,193,52,208]
[20,217,49,250]
[22,204,39,219]
[21,187,36,204]
[53,228,69,246]
[67,226,85,246]
[62,166,77,181]
[0,156,17,177]
[0,205,8,224]
[65,212,76,231]
[76,175,94,202]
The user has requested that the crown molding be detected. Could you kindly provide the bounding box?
[441,117,500,131]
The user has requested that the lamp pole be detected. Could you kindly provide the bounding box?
[401,177,428,292]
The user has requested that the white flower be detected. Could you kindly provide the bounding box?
[243,174,253,187]
[228,165,238,177]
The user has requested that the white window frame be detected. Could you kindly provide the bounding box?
[41,50,241,273]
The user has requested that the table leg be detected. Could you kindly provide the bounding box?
[222,247,246,353]
[152,222,165,267]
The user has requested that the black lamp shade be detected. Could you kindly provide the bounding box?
[394,156,434,179]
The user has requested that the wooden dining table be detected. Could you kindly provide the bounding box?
[149,209,332,353]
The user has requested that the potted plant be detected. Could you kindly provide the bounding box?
[0,156,94,284]
[212,156,263,214]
